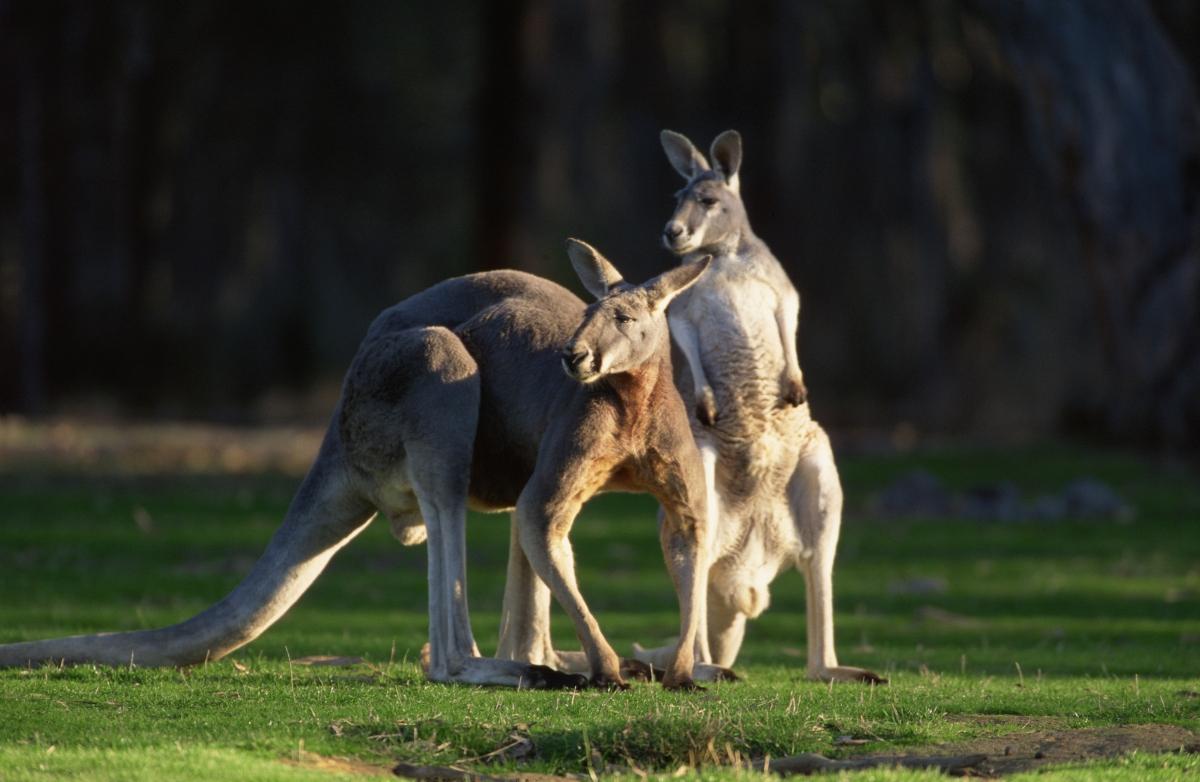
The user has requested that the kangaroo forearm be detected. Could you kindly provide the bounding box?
[668,313,713,392]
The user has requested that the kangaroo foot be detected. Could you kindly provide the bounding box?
[520,664,589,690]
[696,386,718,426]
[619,657,665,682]
[811,665,888,685]
[695,663,740,682]
[589,672,630,691]
[661,675,704,691]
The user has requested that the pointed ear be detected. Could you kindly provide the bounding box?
[660,129,710,180]
[710,130,742,194]
[644,255,712,311]
[566,238,625,300]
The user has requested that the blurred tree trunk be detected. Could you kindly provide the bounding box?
[112,1,160,408]
[612,0,671,281]
[472,0,532,270]
[978,0,1200,447]
[16,41,47,414]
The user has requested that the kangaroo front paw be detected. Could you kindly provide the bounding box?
[781,373,807,406]
[696,386,718,426]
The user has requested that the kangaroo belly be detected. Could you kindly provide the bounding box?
[673,272,811,505]
[709,506,797,619]
[688,283,787,390]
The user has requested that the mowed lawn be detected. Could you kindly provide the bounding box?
[0,440,1197,780]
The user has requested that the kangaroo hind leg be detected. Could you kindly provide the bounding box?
[354,326,582,689]
[354,325,483,682]
[790,428,886,685]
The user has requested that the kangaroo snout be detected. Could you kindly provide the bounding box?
[560,345,594,379]
[662,221,687,249]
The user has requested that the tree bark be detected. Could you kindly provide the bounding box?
[16,38,47,415]
[472,0,533,270]
[976,0,1200,448]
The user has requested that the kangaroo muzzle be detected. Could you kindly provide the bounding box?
[662,221,688,251]
[560,346,595,380]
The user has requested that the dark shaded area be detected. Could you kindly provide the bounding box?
[1,0,1197,448]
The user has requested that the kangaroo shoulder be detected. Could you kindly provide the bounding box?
[740,244,796,293]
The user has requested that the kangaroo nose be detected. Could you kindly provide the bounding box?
[560,347,591,375]
[664,223,684,240]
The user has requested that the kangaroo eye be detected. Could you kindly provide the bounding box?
[615,314,635,324]
[699,197,718,207]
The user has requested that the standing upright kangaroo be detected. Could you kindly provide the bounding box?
[634,130,885,684]
[0,240,712,691]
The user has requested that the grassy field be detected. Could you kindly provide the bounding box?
[0,434,1197,780]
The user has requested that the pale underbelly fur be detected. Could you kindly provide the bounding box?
[676,278,822,619]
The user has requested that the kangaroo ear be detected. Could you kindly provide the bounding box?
[645,255,712,311]
[710,130,742,194]
[566,238,626,300]
[660,130,710,180]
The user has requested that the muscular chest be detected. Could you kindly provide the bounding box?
[673,267,785,372]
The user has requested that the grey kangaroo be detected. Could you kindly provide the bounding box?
[0,240,712,691]
[633,130,885,684]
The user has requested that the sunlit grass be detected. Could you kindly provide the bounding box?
[1,443,1197,779]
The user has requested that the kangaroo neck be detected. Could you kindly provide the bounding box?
[599,346,671,426]
[688,224,759,262]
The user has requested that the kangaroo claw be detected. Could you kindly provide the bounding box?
[696,387,718,426]
[781,374,807,406]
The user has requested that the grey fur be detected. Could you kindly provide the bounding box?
[637,130,885,684]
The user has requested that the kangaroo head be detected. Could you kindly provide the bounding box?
[562,238,711,383]
[660,129,748,256]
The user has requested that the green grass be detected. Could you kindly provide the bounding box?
[1,443,1198,779]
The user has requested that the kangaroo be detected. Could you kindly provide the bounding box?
[0,240,712,691]
[632,130,885,684]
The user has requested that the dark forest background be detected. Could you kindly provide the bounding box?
[2,0,1198,449]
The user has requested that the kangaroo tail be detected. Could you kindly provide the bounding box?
[0,423,376,668]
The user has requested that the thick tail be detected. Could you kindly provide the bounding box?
[0,424,376,668]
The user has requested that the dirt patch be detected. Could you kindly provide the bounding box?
[307,723,1200,779]
[941,713,1071,732]
[0,418,324,476]
[280,749,393,776]
[826,722,1199,777]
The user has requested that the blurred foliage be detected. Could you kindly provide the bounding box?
[1,0,1197,446]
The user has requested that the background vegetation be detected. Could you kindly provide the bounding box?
[3,0,1198,447]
